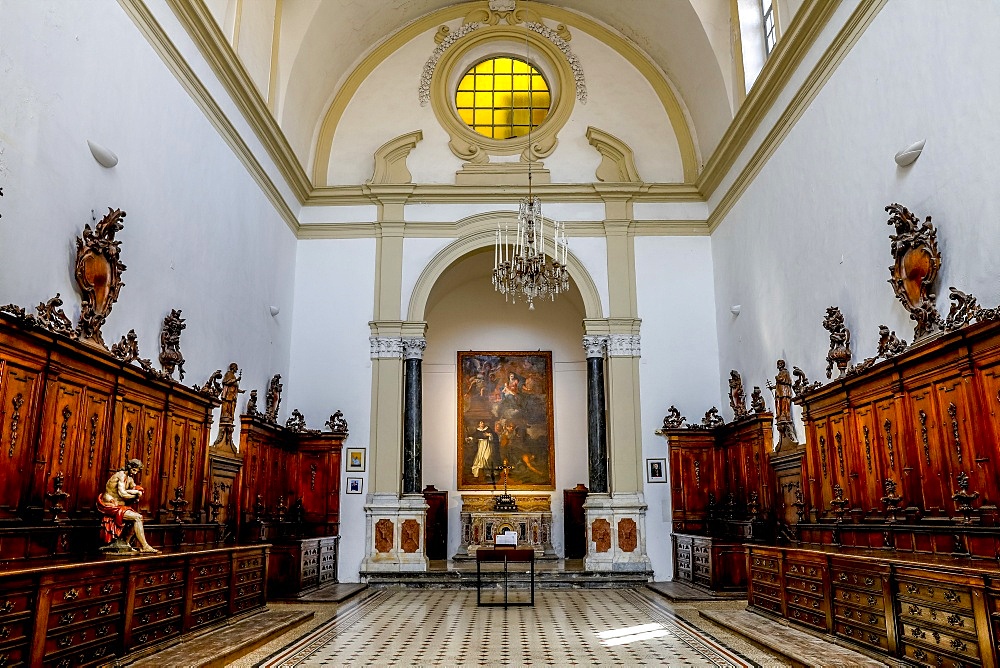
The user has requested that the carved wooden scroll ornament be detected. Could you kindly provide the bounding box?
[823,307,852,378]
[886,203,942,340]
[75,208,127,348]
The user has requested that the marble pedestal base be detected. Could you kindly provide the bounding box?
[583,492,653,572]
[361,493,429,572]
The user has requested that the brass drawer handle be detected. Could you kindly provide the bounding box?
[64,588,79,601]
[944,590,960,603]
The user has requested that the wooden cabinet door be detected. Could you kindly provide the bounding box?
[872,398,907,515]
[852,404,883,514]
[33,379,86,513]
[0,363,42,518]
[70,390,112,517]
[935,377,992,509]
[905,385,948,515]
[161,416,187,513]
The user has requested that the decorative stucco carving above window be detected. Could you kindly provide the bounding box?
[418,0,586,184]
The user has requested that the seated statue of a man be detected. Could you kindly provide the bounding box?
[97,458,158,553]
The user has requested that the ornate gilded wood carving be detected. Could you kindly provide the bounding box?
[309,463,317,490]
[401,519,421,553]
[35,294,75,336]
[835,432,845,476]
[819,435,827,478]
[823,307,852,378]
[886,203,942,340]
[158,309,186,380]
[693,460,701,487]
[57,405,72,465]
[123,422,133,460]
[659,406,686,429]
[88,414,99,468]
[325,410,349,434]
[592,518,611,553]
[8,393,23,458]
[918,410,930,465]
[863,426,872,473]
[952,471,979,523]
[617,518,637,553]
[172,434,180,476]
[728,370,748,418]
[883,418,895,469]
[75,208,127,348]
[375,518,394,553]
[948,403,962,464]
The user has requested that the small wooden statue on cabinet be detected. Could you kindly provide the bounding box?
[96,458,159,554]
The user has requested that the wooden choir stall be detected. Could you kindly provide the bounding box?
[0,206,346,666]
[660,203,1000,667]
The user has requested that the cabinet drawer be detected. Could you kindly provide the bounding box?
[900,601,977,638]
[785,575,823,596]
[132,601,182,631]
[130,619,180,651]
[897,580,973,612]
[902,622,980,662]
[236,553,265,572]
[191,590,228,612]
[750,568,779,586]
[43,638,116,668]
[319,568,336,585]
[750,594,782,614]
[902,642,975,668]
[787,591,825,613]
[320,541,337,556]
[45,621,117,658]
[48,598,120,630]
[0,582,34,622]
[833,603,884,631]
[50,577,123,610]
[787,605,826,631]
[233,594,264,613]
[234,568,262,586]
[786,561,823,582]
[191,560,230,581]
[834,621,888,651]
[752,581,781,601]
[0,616,30,646]
[189,605,227,630]
[135,584,183,609]
[0,642,29,668]
[135,567,183,591]
[235,580,263,601]
[193,575,229,596]
[749,554,779,573]
[833,587,883,611]
[832,569,882,593]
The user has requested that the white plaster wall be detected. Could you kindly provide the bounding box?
[285,238,376,583]
[327,20,684,185]
[0,0,297,438]
[712,0,1000,437]
[422,251,589,560]
[635,236,722,581]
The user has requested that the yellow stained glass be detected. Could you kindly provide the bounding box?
[454,56,550,139]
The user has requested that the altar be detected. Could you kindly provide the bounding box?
[454,494,557,559]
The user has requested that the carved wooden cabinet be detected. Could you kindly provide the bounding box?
[672,533,746,592]
[0,545,266,667]
[267,536,340,599]
[746,544,1000,667]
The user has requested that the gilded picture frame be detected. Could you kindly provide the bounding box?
[458,351,555,490]
[346,448,366,472]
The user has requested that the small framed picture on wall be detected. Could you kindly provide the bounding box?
[346,477,363,494]
[646,458,667,483]
[346,448,366,472]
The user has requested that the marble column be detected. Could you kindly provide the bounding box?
[583,335,609,494]
[402,337,427,495]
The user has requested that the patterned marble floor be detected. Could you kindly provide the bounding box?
[253,588,786,667]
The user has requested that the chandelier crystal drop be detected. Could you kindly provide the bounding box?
[492,195,570,310]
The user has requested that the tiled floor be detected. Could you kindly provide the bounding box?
[246,588,791,667]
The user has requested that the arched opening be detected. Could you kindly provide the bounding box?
[419,246,592,559]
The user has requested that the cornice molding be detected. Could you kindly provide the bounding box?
[117,0,299,235]
[707,0,888,232]
[164,0,312,203]
[696,0,838,198]
[296,218,710,240]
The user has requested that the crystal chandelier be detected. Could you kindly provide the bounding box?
[491,32,570,310]
[492,195,569,310]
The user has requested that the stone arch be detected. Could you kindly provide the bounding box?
[407,213,604,322]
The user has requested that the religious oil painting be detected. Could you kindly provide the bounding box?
[458,351,555,490]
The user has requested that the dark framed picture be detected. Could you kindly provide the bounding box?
[346,448,366,472]
[457,351,555,490]
[346,477,363,494]
[646,458,667,483]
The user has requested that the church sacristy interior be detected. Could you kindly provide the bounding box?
[2,0,1000,666]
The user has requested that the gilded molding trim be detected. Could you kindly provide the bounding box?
[586,127,641,183]
[118,0,299,234]
[368,131,423,185]
[707,0,888,232]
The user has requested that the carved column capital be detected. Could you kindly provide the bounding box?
[607,333,640,357]
[402,337,428,360]
[582,335,609,358]
[370,336,404,359]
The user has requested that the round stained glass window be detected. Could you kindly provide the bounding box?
[455,57,551,140]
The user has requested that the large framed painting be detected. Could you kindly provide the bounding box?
[458,351,555,490]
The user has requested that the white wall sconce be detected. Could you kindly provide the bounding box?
[894,139,925,167]
[730,305,742,317]
[269,305,280,317]
[87,140,118,168]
